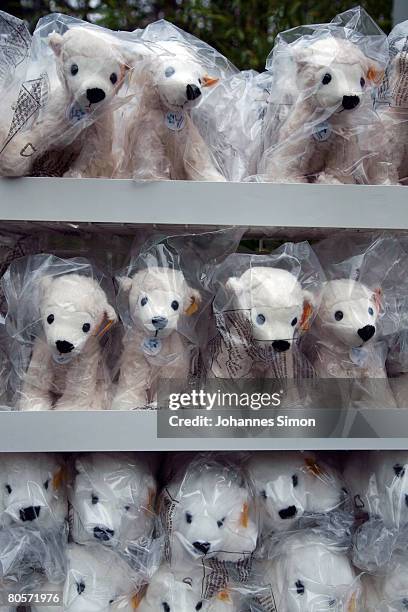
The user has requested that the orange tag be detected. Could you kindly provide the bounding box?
[304,457,325,477]
[373,287,382,312]
[240,502,249,528]
[145,487,156,515]
[217,590,232,603]
[202,75,219,87]
[347,592,357,612]
[367,66,383,86]
[52,467,65,491]
[300,301,313,332]
[96,317,115,339]
[131,590,145,609]
[185,297,199,316]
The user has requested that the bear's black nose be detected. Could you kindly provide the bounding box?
[93,526,114,541]
[186,84,201,101]
[278,505,297,520]
[151,316,168,330]
[56,340,74,354]
[20,506,41,522]
[272,340,290,352]
[357,325,376,343]
[193,541,211,554]
[342,95,360,110]
[87,88,106,104]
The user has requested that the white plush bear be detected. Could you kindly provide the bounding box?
[0,23,132,178]
[112,267,201,409]
[116,33,226,181]
[160,457,258,571]
[30,544,139,612]
[17,273,117,411]
[246,452,347,537]
[361,555,408,611]
[70,453,156,554]
[0,453,66,531]
[254,531,359,612]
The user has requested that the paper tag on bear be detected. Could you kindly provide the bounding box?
[349,346,369,367]
[142,336,162,356]
[165,110,185,131]
[67,101,87,124]
[313,121,331,142]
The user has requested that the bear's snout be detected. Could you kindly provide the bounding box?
[87,88,106,105]
[192,540,211,554]
[56,340,75,354]
[20,505,41,522]
[93,526,115,541]
[272,340,291,353]
[357,325,375,343]
[151,316,168,330]
[278,505,297,520]
[342,95,360,110]
[186,84,201,101]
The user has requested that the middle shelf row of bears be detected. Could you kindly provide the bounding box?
[0,450,406,611]
[1,227,408,411]
[4,6,408,185]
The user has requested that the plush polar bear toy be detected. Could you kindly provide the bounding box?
[361,554,408,611]
[160,457,258,571]
[261,35,389,184]
[17,273,117,411]
[0,24,132,178]
[0,453,66,531]
[116,36,226,181]
[70,453,156,554]
[137,564,237,612]
[112,267,201,409]
[246,452,348,537]
[254,531,359,612]
[30,544,139,612]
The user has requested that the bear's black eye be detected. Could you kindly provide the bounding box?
[256,314,266,325]
[76,581,85,595]
[291,317,298,327]
[198,78,202,84]
[141,297,148,306]
[44,479,49,490]
[322,73,332,85]
[261,489,267,499]
[162,603,170,612]
[47,314,54,325]
[217,517,226,528]
[360,77,365,88]
[171,300,179,311]
[110,72,118,85]
[186,511,193,524]
[196,603,203,611]
[165,66,175,78]
[334,310,343,321]
[292,474,298,488]
[91,494,99,505]
[394,463,406,478]
[5,484,11,494]
[368,307,374,316]
[82,323,91,333]
[71,64,79,76]
[295,580,305,595]
[124,505,130,511]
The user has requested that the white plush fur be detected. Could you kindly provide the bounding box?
[246,451,346,535]
[262,36,389,184]
[258,532,358,612]
[137,564,236,612]
[361,558,408,611]
[20,273,117,411]
[112,267,200,409]
[116,40,225,180]
[0,26,131,178]
[70,452,156,551]
[0,453,66,530]
[162,463,258,568]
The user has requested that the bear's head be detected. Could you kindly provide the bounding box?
[70,453,156,550]
[292,36,380,115]
[163,463,258,564]
[247,452,346,534]
[39,273,117,364]
[119,267,201,339]
[0,453,66,530]
[49,27,132,113]
[225,267,314,352]
[315,279,380,349]
[261,532,358,612]
[62,544,138,612]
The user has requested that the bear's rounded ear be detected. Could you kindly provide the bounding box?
[185,288,201,316]
[225,276,242,295]
[48,32,64,57]
[372,287,382,313]
[74,458,85,474]
[104,303,118,324]
[117,276,133,292]
[39,275,53,298]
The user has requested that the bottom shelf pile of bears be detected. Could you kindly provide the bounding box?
[1,451,408,611]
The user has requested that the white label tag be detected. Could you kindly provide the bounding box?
[165,111,185,131]
[312,121,331,142]
[350,347,369,367]
[67,102,87,124]
[142,337,162,356]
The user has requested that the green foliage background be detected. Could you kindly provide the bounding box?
[3,1,392,70]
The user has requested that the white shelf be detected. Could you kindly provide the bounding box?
[0,178,406,229]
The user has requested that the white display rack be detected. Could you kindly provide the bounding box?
[0,177,406,453]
